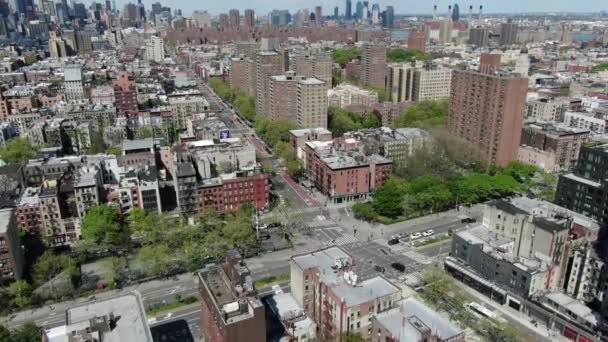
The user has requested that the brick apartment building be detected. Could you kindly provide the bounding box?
[361,44,387,88]
[269,73,299,122]
[407,30,427,52]
[448,69,528,166]
[229,57,255,96]
[255,52,284,117]
[519,122,590,172]
[290,247,401,341]
[0,208,24,280]
[198,250,266,342]
[197,172,269,213]
[112,71,139,116]
[305,142,392,203]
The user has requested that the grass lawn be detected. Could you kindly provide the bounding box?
[255,273,290,288]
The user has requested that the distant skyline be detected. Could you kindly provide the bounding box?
[115,0,606,16]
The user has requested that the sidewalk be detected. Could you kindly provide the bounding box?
[455,281,568,342]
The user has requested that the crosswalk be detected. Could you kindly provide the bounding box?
[403,250,434,265]
[314,226,359,246]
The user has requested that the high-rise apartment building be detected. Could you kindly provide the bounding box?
[0,208,24,281]
[387,64,452,103]
[64,64,85,101]
[556,143,608,225]
[219,13,229,28]
[361,44,387,88]
[255,52,284,117]
[244,9,255,28]
[479,53,501,74]
[407,30,426,52]
[315,6,322,25]
[229,57,255,96]
[228,9,240,28]
[145,35,164,63]
[448,70,528,166]
[269,73,300,123]
[292,52,332,85]
[112,71,139,116]
[296,78,328,128]
[469,27,489,47]
[500,19,518,46]
[384,5,394,28]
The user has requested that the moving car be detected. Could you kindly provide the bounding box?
[422,229,434,237]
[410,232,422,240]
[391,262,406,272]
[374,265,385,273]
[461,217,476,223]
[388,238,400,245]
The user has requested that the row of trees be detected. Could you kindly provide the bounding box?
[327,107,382,136]
[331,48,361,67]
[0,322,42,342]
[420,268,524,342]
[208,78,302,176]
[354,161,538,222]
[386,48,432,63]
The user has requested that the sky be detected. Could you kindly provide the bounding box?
[140,0,607,16]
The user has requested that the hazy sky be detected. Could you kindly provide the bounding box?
[144,0,606,16]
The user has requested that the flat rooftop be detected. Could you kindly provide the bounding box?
[46,292,154,342]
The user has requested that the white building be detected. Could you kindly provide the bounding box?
[145,36,165,63]
[387,64,451,103]
[525,97,569,122]
[563,112,606,135]
[296,78,328,129]
[64,64,85,101]
[327,84,379,108]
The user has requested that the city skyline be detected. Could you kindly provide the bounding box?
[101,0,607,16]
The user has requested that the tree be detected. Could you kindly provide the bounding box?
[89,129,106,154]
[386,48,431,63]
[332,48,361,67]
[105,146,121,155]
[0,137,37,163]
[9,280,33,308]
[328,107,382,137]
[371,177,406,218]
[0,324,10,341]
[11,322,42,342]
[137,244,177,277]
[129,209,169,245]
[80,204,126,247]
[394,99,449,128]
[32,251,77,287]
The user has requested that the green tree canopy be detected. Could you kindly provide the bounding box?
[394,99,449,128]
[371,177,407,218]
[332,48,361,67]
[8,280,33,308]
[386,48,431,63]
[32,250,77,287]
[80,204,127,247]
[11,322,42,342]
[0,137,37,164]
[328,107,382,137]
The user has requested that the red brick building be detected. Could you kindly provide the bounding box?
[305,142,392,203]
[198,251,266,342]
[448,70,528,166]
[197,173,269,213]
[407,30,427,52]
[112,71,139,116]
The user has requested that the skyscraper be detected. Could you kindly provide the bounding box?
[361,44,387,88]
[315,6,322,25]
[244,9,255,28]
[371,4,380,24]
[345,0,352,20]
[384,5,394,28]
[355,1,363,20]
[448,69,528,166]
[500,19,518,46]
[452,3,460,22]
[229,9,240,28]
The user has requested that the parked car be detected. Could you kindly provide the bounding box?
[422,229,434,237]
[461,217,476,223]
[391,262,406,272]
[411,232,423,240]
[374,265,385,273]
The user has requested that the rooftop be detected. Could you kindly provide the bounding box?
[0,208,14,234]
[375,297,464,342]
[289,127,331,137]
[45,292,153,342]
